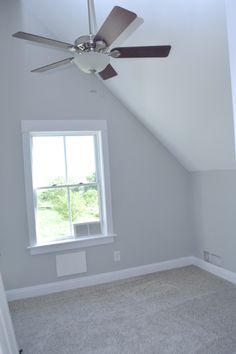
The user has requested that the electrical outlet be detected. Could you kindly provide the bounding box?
[114,250,120,262]
[210,253,222,267]
[203,251,222,267]
[203,251,210,262]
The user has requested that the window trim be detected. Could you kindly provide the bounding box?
[28,234,116,255]
[22,120,115,254]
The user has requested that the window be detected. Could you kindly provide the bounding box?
[22,120,115,254]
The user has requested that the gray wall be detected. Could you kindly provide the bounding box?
[192,171,236,273]
[0,0,194,290]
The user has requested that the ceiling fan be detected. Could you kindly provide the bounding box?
[12,0,171,80]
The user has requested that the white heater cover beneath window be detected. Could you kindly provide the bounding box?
[56,251,87,277]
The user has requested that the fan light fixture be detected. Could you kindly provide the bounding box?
[73,52,110,74]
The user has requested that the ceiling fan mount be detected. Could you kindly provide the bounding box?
[12,0,171,80]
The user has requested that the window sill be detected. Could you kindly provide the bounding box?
[28,234,116,255]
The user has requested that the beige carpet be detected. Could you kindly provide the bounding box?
[9,266,236,354]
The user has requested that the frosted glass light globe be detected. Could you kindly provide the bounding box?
[73,52,109,74]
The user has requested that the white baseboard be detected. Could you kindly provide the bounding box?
[192,257,236,284]
[7,256,236,301]
[6,256,195,301]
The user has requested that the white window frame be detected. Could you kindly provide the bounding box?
[22,120,115,255]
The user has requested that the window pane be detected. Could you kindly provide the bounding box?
[65,136,97,184]
[70,185,100,225]
[36,188,71,242]
[32,136,66,188]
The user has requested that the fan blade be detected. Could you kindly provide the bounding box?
[111,45,171,58]
[99,64,118,80]
[94,6,137,47]
[31,58,74,73]
[110,17,144,48]
[12,32,74,50]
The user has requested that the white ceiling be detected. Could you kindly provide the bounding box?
[21,0,236,171]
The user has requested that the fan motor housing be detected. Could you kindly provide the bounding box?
[74,35,107,53]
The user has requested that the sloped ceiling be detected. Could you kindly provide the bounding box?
[20,0,236,171]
